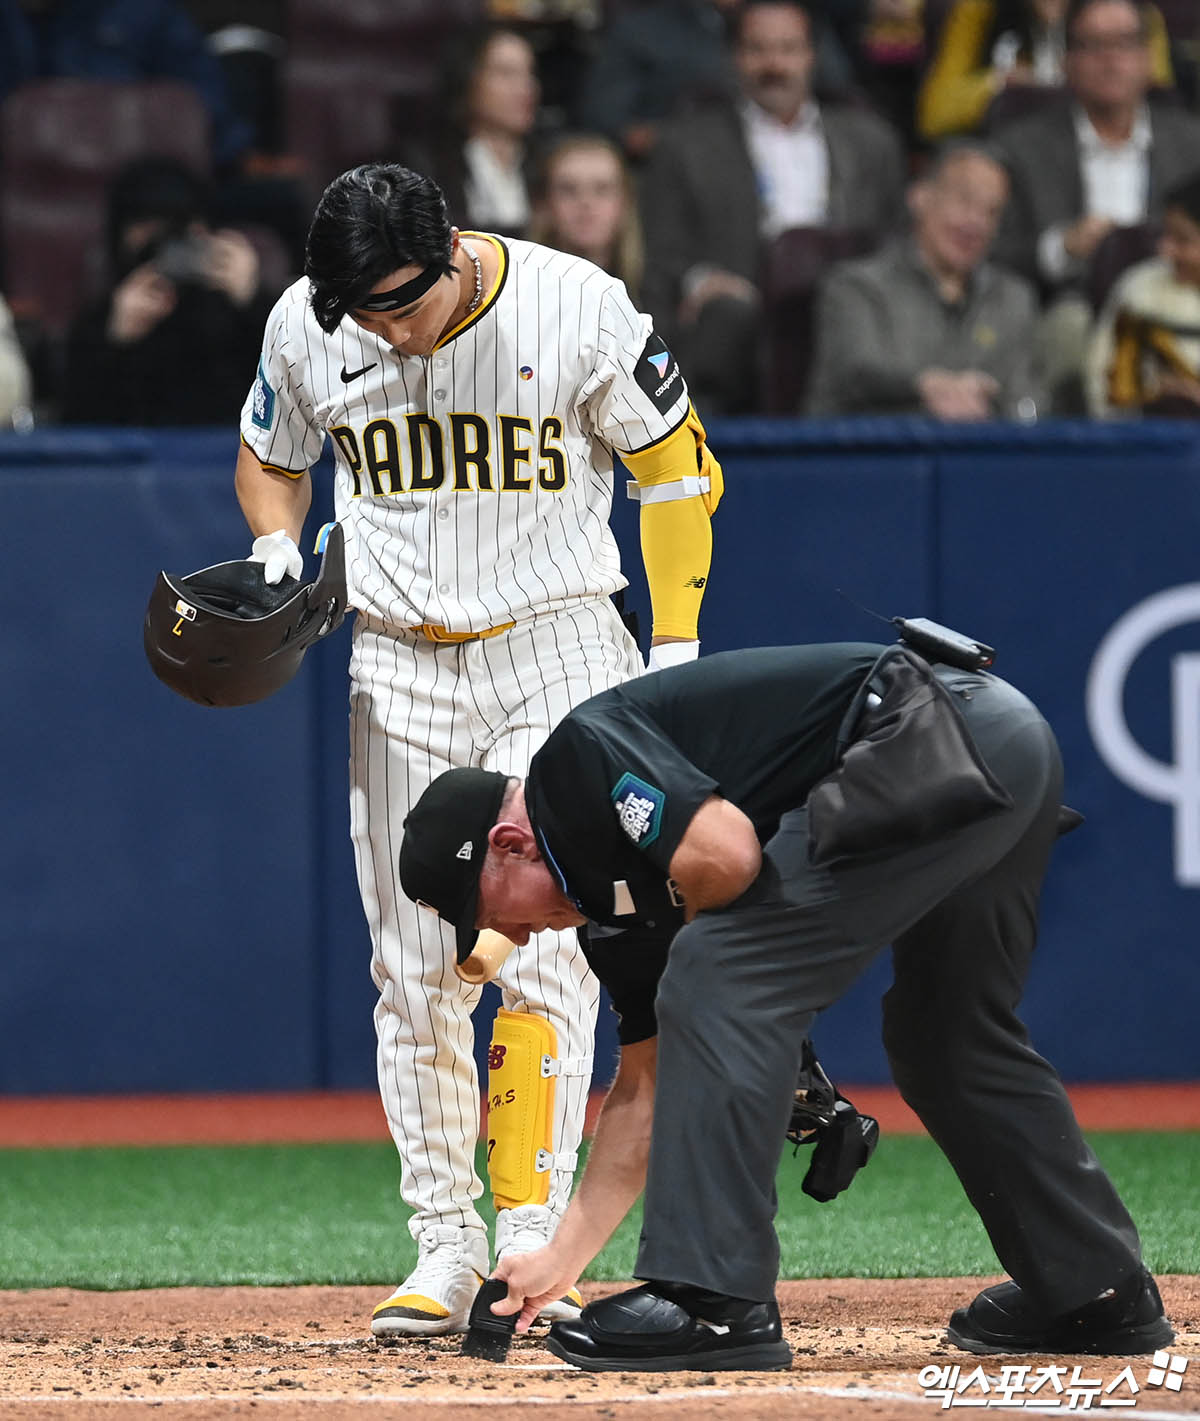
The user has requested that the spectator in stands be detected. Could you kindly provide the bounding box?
[807,142,1040,418]
[576,0,745,162]
[0,0,251,169]
[991,0,1200,410]
[0,295,34,429]
[832,0,928,146]
[578,0,879,164]
[527,134,646,303]
[410,24,543,237]
[482,0,603,134]
[1086,170,1200,415]
[61,156,275,425]
[918,0,1172,141]
[639,0,906,414]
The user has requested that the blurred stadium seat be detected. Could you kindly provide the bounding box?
[284,0,478,201]
[1088,222,1162,313]
[1,79,212,339]
[762,225,877,413]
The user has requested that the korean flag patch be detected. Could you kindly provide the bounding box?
[250,359,276,430]
[633,332,684,416]
[612,773,664,847]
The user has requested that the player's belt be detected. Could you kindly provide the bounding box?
[415,621,516,644]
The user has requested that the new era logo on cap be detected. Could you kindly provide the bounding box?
[399,768,511,963]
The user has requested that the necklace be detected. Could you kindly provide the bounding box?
[464,242,483,316]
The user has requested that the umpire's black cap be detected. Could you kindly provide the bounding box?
[400,769,510,962]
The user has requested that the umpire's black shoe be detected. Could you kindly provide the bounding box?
[546,1282,792,1372]
[947,1268,1174,1356]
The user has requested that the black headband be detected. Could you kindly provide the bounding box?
[353,263,447,313]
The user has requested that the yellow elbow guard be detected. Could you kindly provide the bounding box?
[622,403,723,516]
[486,1009,587,1210]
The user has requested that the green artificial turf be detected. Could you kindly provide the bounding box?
[0,1132,1195,1290]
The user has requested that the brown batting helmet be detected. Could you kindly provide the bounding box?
[143,523,348,707]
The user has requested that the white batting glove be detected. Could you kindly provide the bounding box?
[647,640,700,672]
[248,529,303,585]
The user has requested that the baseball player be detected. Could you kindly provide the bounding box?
[400,641,1173,1370]
[234,163,722,1336]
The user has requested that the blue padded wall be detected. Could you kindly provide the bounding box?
[1,419,1197,1094]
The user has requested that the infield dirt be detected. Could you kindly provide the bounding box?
[1,1276,1197,1420]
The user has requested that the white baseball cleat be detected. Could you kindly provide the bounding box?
[371,1224,488,1337]
[495,1204,583,1322]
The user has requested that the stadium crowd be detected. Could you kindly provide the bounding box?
[2,0,1200,426]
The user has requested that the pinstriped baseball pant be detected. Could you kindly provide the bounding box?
[349,598,643,1245]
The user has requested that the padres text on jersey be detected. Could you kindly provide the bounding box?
[240,236,690,633]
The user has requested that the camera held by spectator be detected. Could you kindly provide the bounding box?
[63,157,274,425]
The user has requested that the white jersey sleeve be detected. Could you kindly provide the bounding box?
[239,282,328,475]
[580,282,690,457]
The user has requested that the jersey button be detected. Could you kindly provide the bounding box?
[433,388,446,400]
[439,583,450,594]
[437,509,449,521]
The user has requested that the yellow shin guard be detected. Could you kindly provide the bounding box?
[486,1009,586,1210]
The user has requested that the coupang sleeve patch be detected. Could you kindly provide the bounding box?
[634,333,684,415]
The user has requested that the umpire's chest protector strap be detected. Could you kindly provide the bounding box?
[807,646,1015,867]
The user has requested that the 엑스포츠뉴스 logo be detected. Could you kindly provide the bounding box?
[612,773,664,847]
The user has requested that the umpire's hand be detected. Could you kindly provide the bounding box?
[490,1245,579,1334]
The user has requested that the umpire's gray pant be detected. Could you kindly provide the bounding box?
[636,667,1142,1311]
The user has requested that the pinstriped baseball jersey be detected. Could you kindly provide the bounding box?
[239,234,691,631]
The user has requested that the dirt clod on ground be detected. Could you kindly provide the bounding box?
[1,1277,1197,1419]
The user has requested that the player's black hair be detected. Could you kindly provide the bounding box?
[1065,0,1149,46]
[1163,171,1200,228]
[304,164,455,334]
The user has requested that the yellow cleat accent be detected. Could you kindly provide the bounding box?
[536,1286,584,1323]
[371,1273,485,1337]
[372,1292,450,1322]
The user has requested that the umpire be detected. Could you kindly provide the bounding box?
[399,639,1173,1371]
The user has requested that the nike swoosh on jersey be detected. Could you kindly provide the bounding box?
[341,363,378,382]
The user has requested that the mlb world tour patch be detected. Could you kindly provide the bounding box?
[612,773,664,847]
[251,360,276,430]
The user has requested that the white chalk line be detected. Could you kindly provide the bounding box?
[3,1384,1197,1417]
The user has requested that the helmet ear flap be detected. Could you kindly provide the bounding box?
[296,521,347,649]
[143,524,348,707]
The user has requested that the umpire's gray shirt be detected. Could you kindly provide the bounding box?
[806,239,1041,418]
